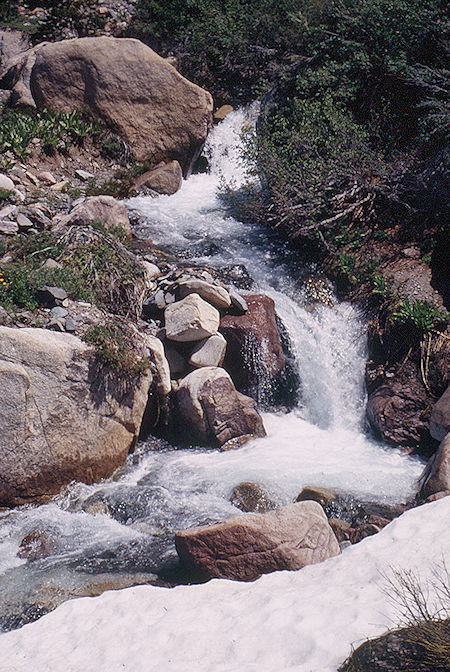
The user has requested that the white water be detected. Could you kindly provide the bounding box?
[0,106,424,631]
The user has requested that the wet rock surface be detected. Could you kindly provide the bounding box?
[230,482,276,513]
[176,367,266,447]
[175,501,340,581]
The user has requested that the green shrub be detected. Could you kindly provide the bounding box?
[132,0,303,101]
[372,273,389,298]
[0,1,18,26]
[0,190,12,203]
[85,178,134,200]
[0,263,91,311]
[256,0,448,253]
[0,228,143,316]
[30,0,105,42]
[82,323,149,378]
[61,227,145,316]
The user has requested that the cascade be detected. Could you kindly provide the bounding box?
[0,107,424,632]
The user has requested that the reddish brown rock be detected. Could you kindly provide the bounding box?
[176,367,265,447]
[175,501,340,581]
[421,434,450,497]
[430,385,450,442]
[366,362,432,449]
[425,490,450,502]
[329,519,387,545]
[220,294,285,397]
[17,530,56,560]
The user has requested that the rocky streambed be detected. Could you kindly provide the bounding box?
[0,107,435,633]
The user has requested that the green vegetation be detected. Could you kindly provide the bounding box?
[340,563,450,671]
[85,177,135,200]
[372,273,389,298]
[256,0,448,253]
[36,0,105,41]
[82,323,149,378]
[393,299,449,334]
[132,0,303,101]
[0,264,89,310]
[0,232,90,310]
[0,190,12,203]
[0,1,19,28]
[0,108,101,159]
[0,227,144,316]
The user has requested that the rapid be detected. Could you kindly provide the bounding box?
[0,106,424,632]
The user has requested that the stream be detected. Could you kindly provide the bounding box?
[0,106,424,632]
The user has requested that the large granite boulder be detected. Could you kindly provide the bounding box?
[3,37,213,175]
[175,501,340,581]
[430,385,450,442]
[0,326,152,506]
[421,434,450,497]
[176,367,266,448]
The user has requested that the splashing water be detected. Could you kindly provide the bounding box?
[0,106,424,631]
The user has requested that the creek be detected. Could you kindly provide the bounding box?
[0,106,424,632]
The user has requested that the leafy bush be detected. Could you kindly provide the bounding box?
[132,0,303,101]
[0,1,18,26]
[0,228,144,316]
[372,273,389,298]
[0,264,90,310]
[256,0,448,254]
[30,0,105,42]
[0,232,90,310]
[61,226,145,317]
[0,190,12,203]
[85,177,135,200]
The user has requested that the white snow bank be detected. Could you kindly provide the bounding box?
[1,497,449,672]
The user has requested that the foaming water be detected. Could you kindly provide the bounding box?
[0,106,424,631]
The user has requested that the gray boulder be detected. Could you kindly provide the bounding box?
[189,333,227,368]
[0,326,152,506]
[53,195,131,237]
[165,293,220,342]
[0,174,14,191]
[178,279,231,310]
